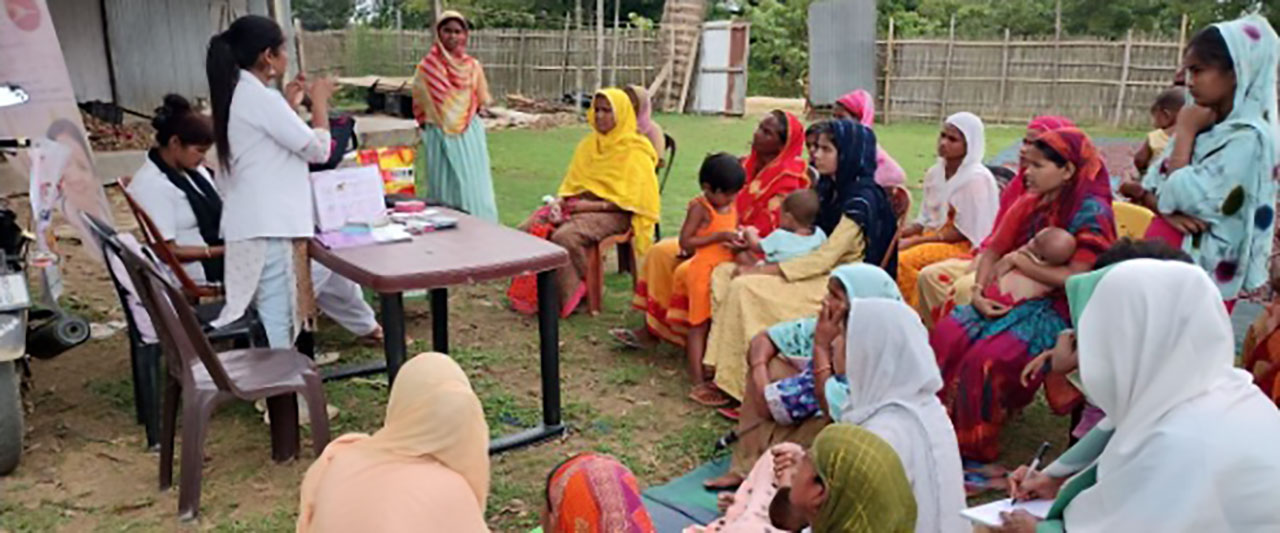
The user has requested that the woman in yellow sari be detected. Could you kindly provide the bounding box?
[509,88,660,316]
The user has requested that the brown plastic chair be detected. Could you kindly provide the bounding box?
[880,185,914,270]
[116,241,330,520]
[121,187,222,304]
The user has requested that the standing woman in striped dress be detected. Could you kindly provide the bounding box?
[412,10,499,223]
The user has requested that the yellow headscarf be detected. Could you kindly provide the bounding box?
[296,352,490,533]
[812,425,917,533]
[558,88,660,255]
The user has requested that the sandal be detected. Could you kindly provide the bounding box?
[609,327,647,350]
[716,407,740,421]
[688,382,732,408]
[561,282,588,318]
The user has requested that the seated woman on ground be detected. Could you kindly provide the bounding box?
[623,110,809,348]
[296,353,490,533]
[833,89,906,187]
[697,120,898,410]
[127,94,382,342]
[508,88,660,317]
[896,112,999,309]
[930,127,1115,463]
[541,453,655,532]
[997,260,1280,533]
[703,264,901,490]
[769,425,917,533]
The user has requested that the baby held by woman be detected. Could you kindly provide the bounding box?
[984,227,1077,306]
[737,189,827,266]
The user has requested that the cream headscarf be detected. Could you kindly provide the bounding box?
[557,88,660,254]
[840,299,968,533]
[916,111,999,246]
[1063,260,1280,531]
[296,353,491,532]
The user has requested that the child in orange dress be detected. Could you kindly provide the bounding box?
[676,153,747,401]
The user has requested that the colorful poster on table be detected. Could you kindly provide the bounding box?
[0,0,115,275]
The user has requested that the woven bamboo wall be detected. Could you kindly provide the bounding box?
[302,27,663,101]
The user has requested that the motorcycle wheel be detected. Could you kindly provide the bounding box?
[0,359,22,475]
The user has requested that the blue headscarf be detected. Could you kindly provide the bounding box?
[814,120,899,276]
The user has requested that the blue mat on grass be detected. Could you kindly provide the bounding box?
[641,456,731,532]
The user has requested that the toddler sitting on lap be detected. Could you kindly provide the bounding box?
[738,189,827,266]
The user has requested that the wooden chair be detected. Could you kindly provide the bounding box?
[585,133,677,315]
[116,237,328,520]
[121,188,222,303]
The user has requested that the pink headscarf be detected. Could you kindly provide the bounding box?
[837,89,876,128]
[835,89,904,187]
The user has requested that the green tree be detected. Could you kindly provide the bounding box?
[744,0,812,97]
[294,0,356,30]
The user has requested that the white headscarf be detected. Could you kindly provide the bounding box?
[840,299,968,533]
[1064,260,1280,532]
[916,111,999,246]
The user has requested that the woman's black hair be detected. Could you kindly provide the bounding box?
[44,118,90,158]
[206,15,285,169]
[1186,26,1234,73]
[1031,139,1070,168]
[1093,238,1193,270]
[152,94,214,147]
[770,109,788,141]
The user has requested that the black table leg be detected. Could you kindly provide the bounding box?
[490,270,565,453]
[431,288,448,353]
[382,291,407,385]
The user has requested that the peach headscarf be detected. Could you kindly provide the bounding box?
[297,353,491,532]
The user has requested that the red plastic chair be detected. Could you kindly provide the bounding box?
[115,241,330,520]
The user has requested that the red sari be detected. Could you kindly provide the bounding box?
[930,128,1115,462]
[735,111,810,237]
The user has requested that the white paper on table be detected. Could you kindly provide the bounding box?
[371,224,412,244]
[311,165,386,232]
[960,498,1053,527]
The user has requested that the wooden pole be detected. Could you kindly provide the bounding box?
[939,15,956,120]
[515,29,527,95]
[676,25,700,114]
[883,17,896,124]
[610,0,621,86]
[1052,0,1062,110]
[639,28,648,87]
[559,13,572,96]
[997,28,1011,124]
[1113,29,1133,126]
[1178,13,1190,65]
[596,0,604,89]
[575,0,584,101]
[665,23,675,110]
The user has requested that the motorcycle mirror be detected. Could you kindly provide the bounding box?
[0,85,30,108]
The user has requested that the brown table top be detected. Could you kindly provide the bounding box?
[309,209,569,293]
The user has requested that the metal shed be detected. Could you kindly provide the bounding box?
[45,0,295,112]
[807,0,877,108]
[692,20,750,116]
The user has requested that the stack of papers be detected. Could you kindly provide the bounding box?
[960,498,1053,527]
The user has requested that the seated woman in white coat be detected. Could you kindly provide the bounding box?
[128,93,381,341]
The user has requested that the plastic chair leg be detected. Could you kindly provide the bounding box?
[128,344,145,425]
[158,375,180,491]
[138,344,162,450]
[177,392,216,521]
[266,393,300,462]
[301,376,331,456]
[617,241,634,274]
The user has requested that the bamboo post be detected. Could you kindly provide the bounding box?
[559,13,572,95]
[670,24,680,109]
[997,28,1011,124]
[676,24,700,114]
[1051,0,1062,110]
[596,0,604,89]
[1113,29,1133,126]
[610,0,621,86]
[883,17,895,124]
[1177,13,1190,67]
[575,0,584,101]
[639,28,648,87]
[515,29,527,94]
[939,15,956,120]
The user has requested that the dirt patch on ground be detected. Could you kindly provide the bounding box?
[0,187,732,532]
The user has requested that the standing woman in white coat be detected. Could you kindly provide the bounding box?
[206,15,334,348]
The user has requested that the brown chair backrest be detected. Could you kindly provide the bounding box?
[120,187,218,303]
[117,237,237,393]
[888,185,912,225]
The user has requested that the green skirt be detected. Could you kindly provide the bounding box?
[416,116,499,223]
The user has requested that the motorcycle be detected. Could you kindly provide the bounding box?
[0,84,91,474]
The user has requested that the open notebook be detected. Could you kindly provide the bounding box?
[961,498,1054,527]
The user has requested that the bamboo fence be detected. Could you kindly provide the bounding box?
[302,27,663,102]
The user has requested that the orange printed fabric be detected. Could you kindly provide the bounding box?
[546,453,655,533]
[411,11,491,135]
